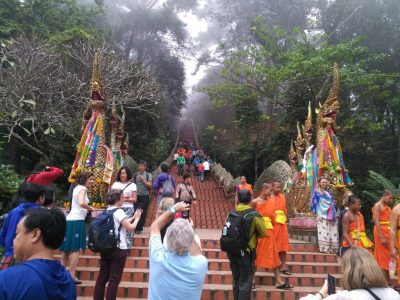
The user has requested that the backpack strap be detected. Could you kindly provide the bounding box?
[239,208,257,253]
[363,288,381,300]
[109,208,123,247]
[121,182,133,193]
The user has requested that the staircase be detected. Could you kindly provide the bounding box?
[69,162,347,300]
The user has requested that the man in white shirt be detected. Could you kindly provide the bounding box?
[202,159,210,181]
[148,202,208,300]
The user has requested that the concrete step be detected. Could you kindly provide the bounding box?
[73,266,342,285]
[89,246,338,263]
[76,280,322,299]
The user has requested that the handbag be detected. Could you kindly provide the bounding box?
[85,211,93,224]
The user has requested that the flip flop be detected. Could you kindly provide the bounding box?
[276,282,294,290]
[280,269,292,275]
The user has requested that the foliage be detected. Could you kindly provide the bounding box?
[0,36,160,169]
[0,0,102,40]
[362,171,400,203]
[0,164,23,213]
[200,20,400,185]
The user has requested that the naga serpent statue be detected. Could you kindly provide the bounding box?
[68,53,126,202]
[286,63,352,215]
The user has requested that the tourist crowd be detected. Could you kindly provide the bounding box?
[1,146,400,300]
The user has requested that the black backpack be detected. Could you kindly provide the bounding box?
[220,209,255,255]
[88,208,122,255]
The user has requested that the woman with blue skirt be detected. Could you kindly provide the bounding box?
[60,172,94,284]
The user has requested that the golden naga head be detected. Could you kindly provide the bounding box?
[295,121,306,153]
[90,52,107,109]
[317,63,340,127]
[288,140,299,170]
[303,101,313,144]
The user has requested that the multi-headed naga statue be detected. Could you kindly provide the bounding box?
[286,63,352,215]
[68,53,127,202]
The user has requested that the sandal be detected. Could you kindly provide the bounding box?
[73,277,82,285]
[276,282,294,290]
[280,269,292,275]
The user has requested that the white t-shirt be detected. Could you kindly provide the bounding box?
[107,206,129,250]
[173,153,179,160]
[111,181,137,208]
[300,287,400,300]
[203,161,210,171]
[67,185,89,221]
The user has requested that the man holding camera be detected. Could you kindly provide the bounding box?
[175,173,197,219]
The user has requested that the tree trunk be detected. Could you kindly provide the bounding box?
[8,139,21,173]
[254,141,258,183]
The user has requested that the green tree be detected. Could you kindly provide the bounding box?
[202,21,400,186]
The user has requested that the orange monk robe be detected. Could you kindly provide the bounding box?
[255,200,281,269]
[342,212,374,251]
[272,193,291,253]
[396,219,400,284]
[373,205,391,270]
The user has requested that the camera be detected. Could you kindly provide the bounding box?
[182,200,191,219]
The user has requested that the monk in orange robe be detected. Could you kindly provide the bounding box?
[389,200,400,286]
[373,190,393,279]
[235,176,253,207]
[253,183,293,289]
[271,182,291,275]
[342,196,373,255]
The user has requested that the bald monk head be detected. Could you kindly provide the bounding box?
[272,182,282,195]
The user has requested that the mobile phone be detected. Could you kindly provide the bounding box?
[327,274,336,295]
[182,200,190,219]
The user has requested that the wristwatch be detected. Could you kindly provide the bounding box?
[168,207,176,214]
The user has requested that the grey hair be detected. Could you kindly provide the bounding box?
[164,218,195,255]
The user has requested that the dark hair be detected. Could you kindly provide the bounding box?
[33,162,46,173]
[348,195,361,205]
[25,183,45,203]
[116,167,132,182]
[23,207,66,249]
[11,182,31,208]
[183,173,191,180]
[138,160,147,167]
[382,189,393,196]
[238,189,252,204]
[77,172,93,185]
[318,177,328,183]
[161,162,170,173]
[43,186,55,207]
[106,189,122,205]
